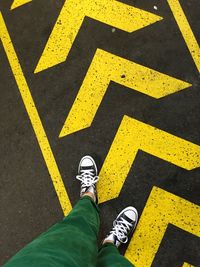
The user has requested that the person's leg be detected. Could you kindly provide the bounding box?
[4,156,100,267]
[97,207,138,267]
[97,243,134,267]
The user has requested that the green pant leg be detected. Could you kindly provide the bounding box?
[3,196,100,267]
[96,243,135,267]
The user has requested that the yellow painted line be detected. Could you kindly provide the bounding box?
[0,12,71,216]
[35,0,162,73]
[11,0,32,10]
[182,263,194,267]
[98,115,200,203]
[125,186,200,266]
[168,0,200,72]
[59,49,191,137]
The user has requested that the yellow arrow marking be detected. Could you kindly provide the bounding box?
[34,0,162,73]
[125,186,200,266]
[98,115,200,203]
[59,49,191,137]
[0,12,72,216]
[168,0,200,72]
[11,0,32,10]
[182,264,194,267]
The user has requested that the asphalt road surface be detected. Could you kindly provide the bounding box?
[0,0,200,266]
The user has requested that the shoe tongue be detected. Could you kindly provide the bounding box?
[113,233,125,247]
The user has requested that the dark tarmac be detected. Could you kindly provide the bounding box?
[0,0,200,266]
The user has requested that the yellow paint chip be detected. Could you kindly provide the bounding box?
[98,115,200,203]
[182,263,195,267]
[11,0,32,10]
[183,262,195,267]
[0,12,72,215]
[125,186,200,266]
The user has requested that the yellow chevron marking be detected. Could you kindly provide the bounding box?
[11,0,32,10]
[0,12,72,216]
[59,49,191,137]
[125,187,200,266]
[98,115,200,203]
[35,0,162,73]
[168,0,200,72]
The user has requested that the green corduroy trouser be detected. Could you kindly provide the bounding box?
[4,196,134,267]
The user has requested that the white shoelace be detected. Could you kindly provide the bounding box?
[111,217,133,243]
[76,169,99,187]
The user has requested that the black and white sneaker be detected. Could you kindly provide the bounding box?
[103,207,138,247]
[76,155,99,203]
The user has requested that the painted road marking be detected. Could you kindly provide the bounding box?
[11,0,200,75]
[168,0,200,72]
[2,3,200,265]
[125,186,200,266]
[0,12,72,216]
[59,48,191,137]
[34,0,162,73]
[98,115,200,203]
[11,0,32,10]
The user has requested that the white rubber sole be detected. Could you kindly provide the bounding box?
[115,206,138,230]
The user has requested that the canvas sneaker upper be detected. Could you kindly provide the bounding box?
[76,155,99,203]
[104,206,138,247]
